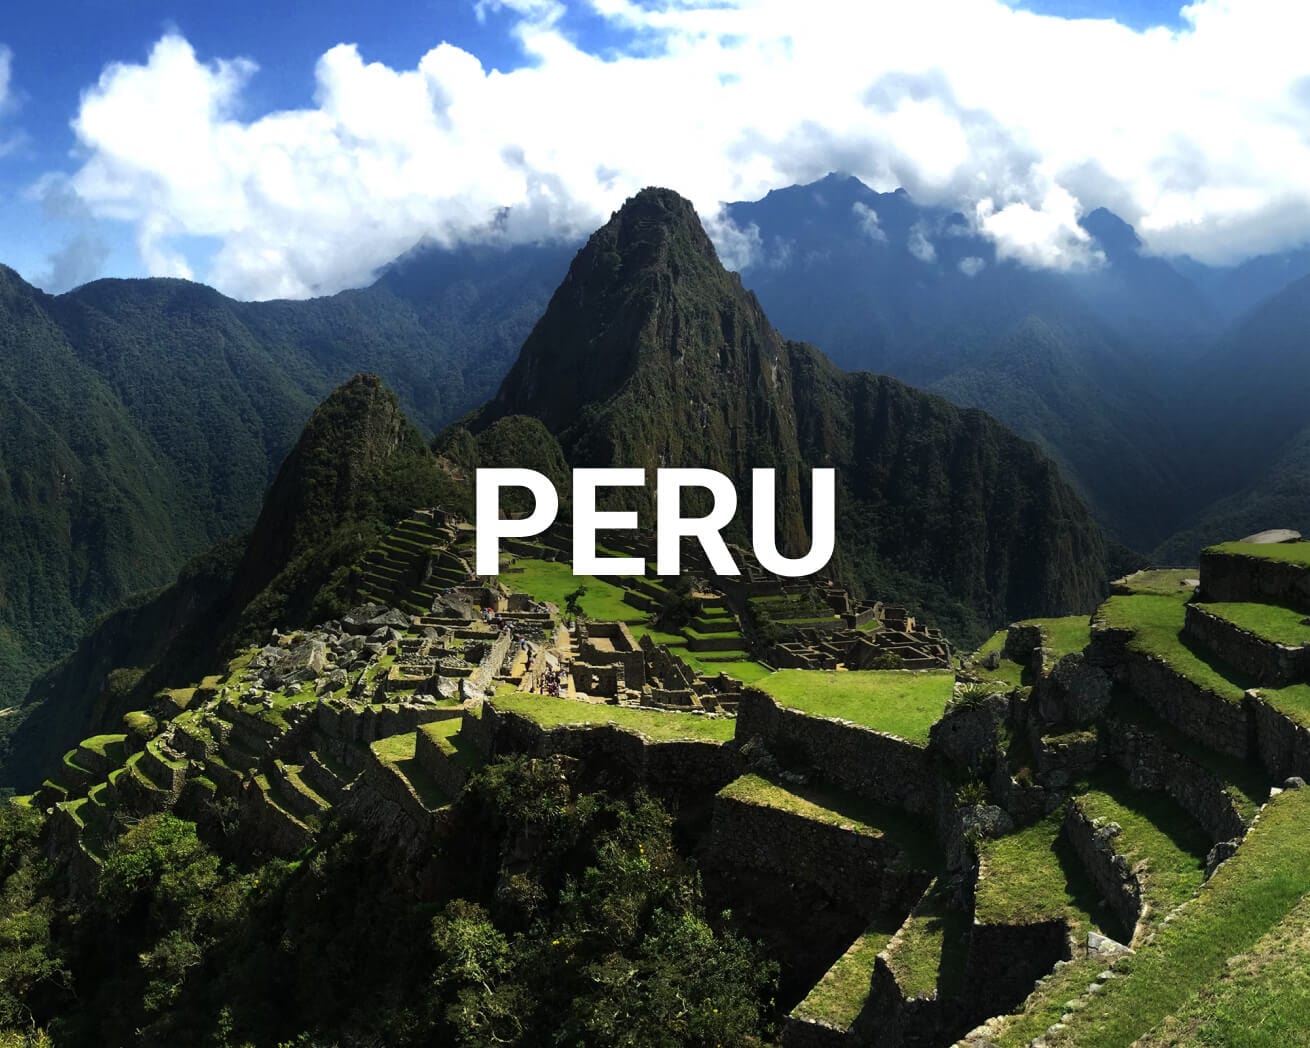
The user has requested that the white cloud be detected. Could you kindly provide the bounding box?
[976,184,1103,269]
[959,255,985,277]
[851,201,886,242]
[701,208,762,271]
[908,221,937,263]
[48,1,1310,298]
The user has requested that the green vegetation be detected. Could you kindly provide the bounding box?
[1045,788,1310,1047]
[491,694,736,742]
[974,813,1105,937]
[1206,541,1310,566]
[1263,682,1310,730]
[502,559,646,624]
[885,881,967,999]
[370,732,418,765]
[755,670,955,744]
[1138,892,1310,1047]
[1194,601,1310,647]
[973,616,1091,689]
[1117,569,1199,597]
[791,920,898,1028]
[1075,775,1209,927]
[1098,594,1248,702]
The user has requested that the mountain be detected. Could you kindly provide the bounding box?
[719,174,1202,551]
[1155,273,1310,560]
[464,187,1114,640]
[0,242,570,725]
[1,374,451,791]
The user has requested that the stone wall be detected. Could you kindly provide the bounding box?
[779,1016,849,1048]
[483,704,740,803]
[1185,604,1310,687]
[415,727,471,798]
[314,699,455,744]
[1199,548,1310,613]
[1114,651,1253,760]
[1003,623,1046,663]
[961,916,1071,1021]
[1064,804,1143,940]
[1250,699,1310,782]
[736,689,939,816]
[1103,717,1249,843]
[703,792,929,917]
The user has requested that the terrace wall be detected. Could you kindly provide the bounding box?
[704,792,929,917]
[482,703,740,803]
[1103,718,1249,843]
[736,689,938,817]
[1064,804,1143,940]
[1199,549,1310,613]
[1183,604,1310,687]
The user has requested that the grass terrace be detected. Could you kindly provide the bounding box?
[974,812,1106,937]
[1098,594,1249,703]
[1044,787,1310,1047]
[419,718,484,772]
[491,693,735,743]
[1117,568,1200,597]
[370,732,450,810]
[754,670,955,745]
[973,615,1093,689]
[1137,892,1310,1047]
[1075,774,1209,929]
[501,558,646,624]
[718,774,938,869]
[1205,541,1310,566]
[791,918,900,1029]
[1261,682,1310,731]
[885,880,968,1000]
[1194,601,1310,648]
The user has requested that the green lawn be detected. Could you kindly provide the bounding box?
[1098,595,1248,702]
[1075,775,1209,930]
[1194,601,1310,647]
[1206,541,1310,566]
[1138,893,1310,1048]
[502,559,646,623]
[370,732,417,764]
[1117,568,1200,597]
[974,813,1106,936]
[1044,788,1310,1047]
[754,670,955,745]
[791,919,899,1028]
[885,880,967,999]
[491,694,736,742]
[1261,682,1310,731]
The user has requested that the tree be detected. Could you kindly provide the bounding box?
[563,585,588,623]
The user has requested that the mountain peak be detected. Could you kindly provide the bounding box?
[479,185,778,442]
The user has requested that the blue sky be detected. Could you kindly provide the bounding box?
[0,0,1302,298]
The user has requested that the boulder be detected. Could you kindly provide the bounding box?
[1038,653,1112,726]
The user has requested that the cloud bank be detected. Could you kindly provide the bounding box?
[51,0,1310,298]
